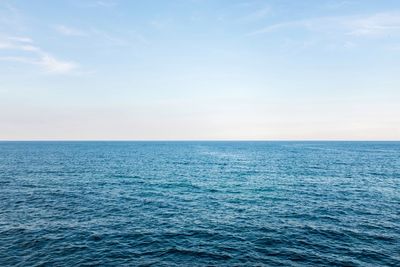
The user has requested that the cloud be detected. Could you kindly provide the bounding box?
[0,41,12,49]
[39,54,77,73]
[239,6,271,22]
[0,2,24,30]
[385,44,400,51]
[149,19,173,31]
[323,1,356,10]
[74,0,117,8]
[0,3,78,74]
[7,36,33,43]
[54,25,86,36]
[95,0,117,7]
[19,44,40,51]
[52,24,140,46]
[0,35,78,74]
[247,16,343,36]
[249,11,400,38]
[345,12,400,37]
[0,56,35,64]
[0,36,39,50]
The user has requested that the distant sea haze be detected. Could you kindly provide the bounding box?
[0,141,399,266]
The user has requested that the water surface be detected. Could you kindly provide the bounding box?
[0,141,399,266]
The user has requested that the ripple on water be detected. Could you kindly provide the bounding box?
[0,141,399,266]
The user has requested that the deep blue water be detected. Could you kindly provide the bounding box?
[0,141,399,266]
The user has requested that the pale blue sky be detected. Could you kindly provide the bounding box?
[1,0,400,140]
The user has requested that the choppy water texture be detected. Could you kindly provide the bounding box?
[1,142,399,266]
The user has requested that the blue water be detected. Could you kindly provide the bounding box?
[0,141,399,266]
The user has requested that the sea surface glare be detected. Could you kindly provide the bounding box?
[0,141,399,266]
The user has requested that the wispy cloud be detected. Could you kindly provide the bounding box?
[323,1,356,10]
[346,12,400,37]
[149,18,174,31]
[248,17,334,35]
[95,0,117,7]
[74,0,117,8]
[53,25,86,36]
[7,36,33,43]
[0,2,24,30]
[90,28,130,46]
[53,24,144,46]
[0,3,78,74]
[249,11,400,38]
[0,35,78,74]
[38,54,77,73]
[0,36,37,50]
[0,56,35,64]
[385,44,400,51]
[239,6,271,22]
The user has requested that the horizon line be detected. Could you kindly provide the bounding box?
[1,139,399,142]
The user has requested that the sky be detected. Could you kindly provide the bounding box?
[0,0,400,140]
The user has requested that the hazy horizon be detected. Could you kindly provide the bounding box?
[1,139,399,142]
[1,0,400,140]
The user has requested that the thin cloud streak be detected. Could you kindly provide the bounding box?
[346,12,400,37]
[53,24,146,46]
[73,0,118,8]
[239,6,271,22]
[0,35,78,74]
[249,11,400,38]
[39,54,77,73]
[53,25,87,36]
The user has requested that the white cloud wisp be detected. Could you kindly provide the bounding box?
[0,35,78,74]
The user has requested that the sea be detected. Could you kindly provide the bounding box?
[0,141,399,266]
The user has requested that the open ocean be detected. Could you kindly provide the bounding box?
[0,141,399,266]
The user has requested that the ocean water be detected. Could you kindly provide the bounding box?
[0,141,399,266]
